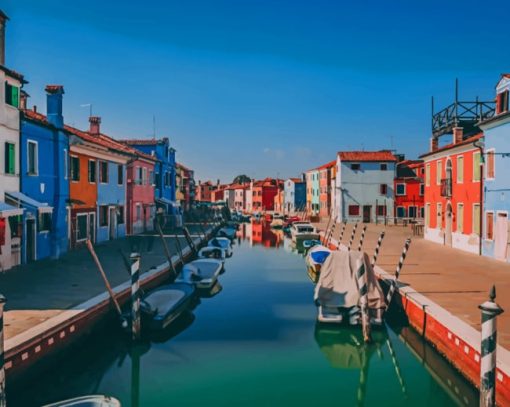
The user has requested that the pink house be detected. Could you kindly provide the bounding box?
[126,154,157,234]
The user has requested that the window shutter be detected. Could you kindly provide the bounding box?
[8,143,15,174]
[11,86,19,108]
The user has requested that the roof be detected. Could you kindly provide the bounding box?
[318,159,336,170]
[419,133,483,159]
[0,65,27,83]
[176,162,192,171]
[118,138,169,146]
[288,177,303,183]
[0,10,9,20]
[337,150,397,162]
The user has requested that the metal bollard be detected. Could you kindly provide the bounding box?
[371,231,385,268]
[131,253,141,341]
[357,225,367,252]
[479,285,503,407]
[348,222,359,251]
[0,295,6,407]
[386,238,411,307]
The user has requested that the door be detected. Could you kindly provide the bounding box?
[26,218,36,262]
[109,207,116,240]
[363,205,371,223]
[445,203,452,246]
[143,206,147,232]
[495,213,508,261]
[88,212,95,243]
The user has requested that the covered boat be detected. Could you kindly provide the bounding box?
[43,395,121,407]
[176,259,223,289]
[198,245,226,267]
[208,237,233,257]
[141,282,196,331]
[305,244,331,282]
[314,251,385,326]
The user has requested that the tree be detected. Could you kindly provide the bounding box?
[233,174,251,184]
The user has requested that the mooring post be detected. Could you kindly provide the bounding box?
[357,347,369,406]
[386,338,408,398]
[338,222,347,244]
[130,253,141,341]
[348,222,359,251]
[386,238,412,307]
[357,225,367,252]
[371,231,385,268]
[0,295,6,407]
[326,222,336,247]
[356,261,372,343]
[479,285,504,407]
[182,226,198,256]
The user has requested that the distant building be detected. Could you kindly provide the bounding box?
[305,168,320,215]
[252,178,280,212]
[394,160,424,220]
[318,160,335,217]
[284,177,306,214]
[335,151,397,223]
[177,163,195,211]
[196,180,217,203]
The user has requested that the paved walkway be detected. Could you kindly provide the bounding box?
[0,225,210,340]
[313,221,510,347]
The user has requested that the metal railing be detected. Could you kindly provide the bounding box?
[432,101,495,136]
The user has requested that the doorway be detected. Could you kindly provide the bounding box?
[109,207,116,240]
[445,203,453,246]
[26,218,36,262]
[88,212,95,243]
[363,205,371,223]
[495,212,508,261]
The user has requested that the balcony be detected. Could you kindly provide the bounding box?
[440,178,452,198]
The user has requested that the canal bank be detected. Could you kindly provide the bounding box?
[0,223,219,384]
[8,222,478,406]
[314,220,510,405]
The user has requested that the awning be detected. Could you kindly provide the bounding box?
[0,202,23,217]
[5,191,53,214]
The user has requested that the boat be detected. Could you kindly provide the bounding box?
[208,237,233,257]
[314,250,385,326]
[270,218,284,229]
[302,239,322,249]
[176,259,223,289]
[217,226,237,240]
[290,222,320,242]
[42,395,121,407]
[198,245,227,267]
[140,282,196,331]
[305,244,331,282]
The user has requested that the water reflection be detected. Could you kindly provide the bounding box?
[237,221,284,248]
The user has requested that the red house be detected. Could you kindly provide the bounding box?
[252,178,281,212]
[318,160,335,217]
[394,160,424,219]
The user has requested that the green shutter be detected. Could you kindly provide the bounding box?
[5,143,15,175]
[11,86,19,108]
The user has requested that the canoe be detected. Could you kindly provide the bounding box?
[176,259,223,289]
[141,282,196,331]
[42,395,121,407]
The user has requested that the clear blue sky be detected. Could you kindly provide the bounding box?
[4,0,509,182]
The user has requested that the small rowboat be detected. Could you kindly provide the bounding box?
[208,237,233,257]
[176,259,223,289]
[217,227,237,240]
[198,246,227,268]
[43,395,121,407]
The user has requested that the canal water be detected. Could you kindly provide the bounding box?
[11,223,478,407]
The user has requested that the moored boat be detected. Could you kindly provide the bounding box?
[198,245,227,268]
[217,226,237,240]
[208,237,233,257]
[176,259,223,289]
[305,244,331,282]
[270,218,284,229]
[290,222,320,242]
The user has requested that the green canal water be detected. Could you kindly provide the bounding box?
[11,224,478,406]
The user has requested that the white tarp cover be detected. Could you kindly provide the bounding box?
[314,250,385,310]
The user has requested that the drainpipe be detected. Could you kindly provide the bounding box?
[474,140,484,256]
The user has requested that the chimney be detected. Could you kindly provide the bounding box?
[89,116,101,136]
[430,137,438,152]
[20,90,29,110]
[0,10,8,66]
[453,127,463,144]
[45,85,65,128]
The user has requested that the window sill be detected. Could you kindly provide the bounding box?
[27,172,39,176]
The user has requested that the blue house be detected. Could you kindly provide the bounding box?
[119,138,177,213]
[479,74,510,263]
[14,85,69,262]
[284,177,306,213]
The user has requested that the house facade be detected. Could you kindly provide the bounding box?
[394,160,425,219]
[178,163,195,211]
[284,177,306,214]
[335,151,397,223]
[17,85,69,263]
[479,74,510,262]
[319,160,335,217]
[196,180,216,202]
[305,169,320,215]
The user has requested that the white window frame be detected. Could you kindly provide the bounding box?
[436,160,442,185]
[437,202,442,229]
[425,203,431,228]
[395,183,406,196]
[27,140,39,176]
[88,159,96,184]
[473,151,481,183]
[76,213,88,242]
[70,155,80,183]
[408,205,417,218]
[486,148,496,180]
[396,206,406,218]
[456,155,464,184]
[425,164,431,187]
[473,203,481,236]
[485,210,495,241]
[457,203,464,233]
[419,183,424,196]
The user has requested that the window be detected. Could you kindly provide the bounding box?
[457,203,464,233]
[8,215,21,238]
[99,205,109,227]
[396,183,406,196]
[425,164,431,186]
[420,207,425,218]
[64,149,68,179]
[436,160,442,185]
[5,82,19,108]
[437,203,442,229]
[76,214,88,241]
[27,141,38,175]
[380,163,387,171]
[408,206,417,218]
[380,184,388,195]
[351,163,360,171]
[88,160,96,183]
[486,150,495,179]
[497,90,509,114]
[348,205,360,216]
[419,183,424,196]
[425,204,430,227]
[149,170,154,185]
[457,156,464,183]
[38,212,52,232]
[142,167,147,185]
[486,212,494,240]
[71,156,80,181]
[4,142,15,175]
[117,206,125,225]
[396,207,406,218]
[377,205,386,216]
[473,152,481,182]
[117,165,123,185]
[99,161,108,183]
[473,204,481,236]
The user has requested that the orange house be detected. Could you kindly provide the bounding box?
[318,160,335,217]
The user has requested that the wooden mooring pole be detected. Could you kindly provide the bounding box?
[356,261,371,343]
[385,238,411,307]
[130,253,141,341]
[348,222,359,251]
[371,231,385,268]
[357,225,367,252]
